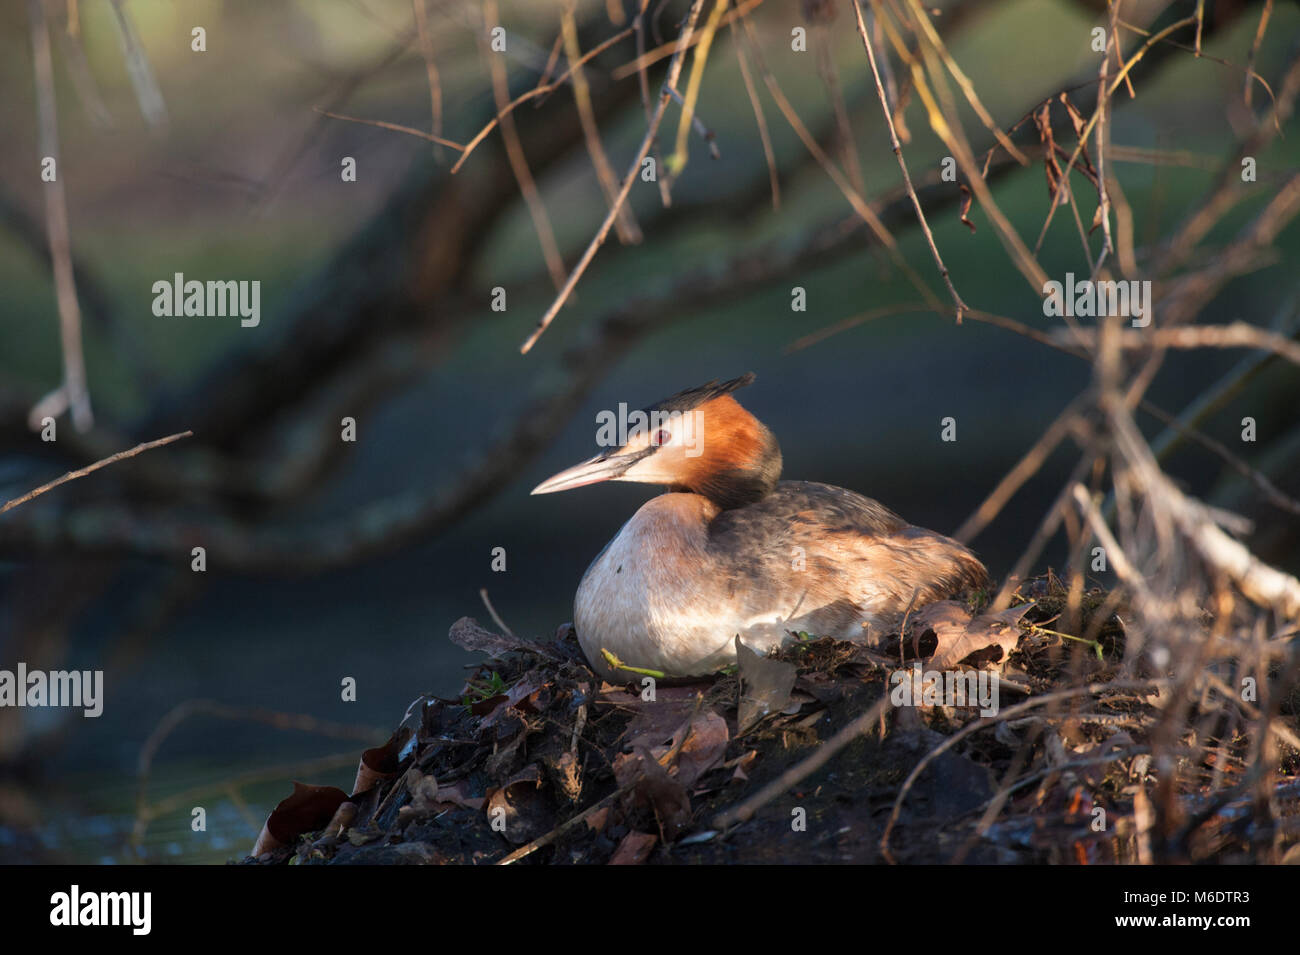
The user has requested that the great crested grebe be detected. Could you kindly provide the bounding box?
[531,374,988,681]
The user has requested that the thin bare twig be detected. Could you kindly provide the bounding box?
[714,694,893,830]
[411,0,445,158]
[634,0,672,206]
[880,680,1167,861]
[736,14,940,310]
[28,0,93,433]
[562,1,642,245]
[1055,322,1300,368]
[1244,0,1274,108]
[478,588,515,638]
[1090,0,1119,279]
[851,0,967,321]
[451,25,636,175]
[312,107,464,150]
[611,0,764,80]
[665,0,728,187]
[877,0,1048,292]
[107,0,167,127]
[1138,398,1300,519]
[519,0,708,354]
[954,394,1087,544]
[731,19,778,209]
[814,17,865,197]
[482,0,567,294]
[663,84,721,158]
[1,431,193,516]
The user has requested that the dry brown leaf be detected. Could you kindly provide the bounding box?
[251,781,350,857]
[485,764,551,845]
[670,710,729,788]
[477,673,549,728]
[352,727,411,796]
[736,637,797,733]
[608,830,657,865]
[624,695,699,751]
[449,616,560,660]
[914,600,1032,670]
[613,746,692,842]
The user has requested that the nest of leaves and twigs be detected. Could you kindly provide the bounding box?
[242,573,1300,865]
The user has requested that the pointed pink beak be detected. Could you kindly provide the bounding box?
[530,447,653,495]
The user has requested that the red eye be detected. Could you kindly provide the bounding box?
[653,429,672,446]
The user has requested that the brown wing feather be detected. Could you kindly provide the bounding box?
[706,481,988,626]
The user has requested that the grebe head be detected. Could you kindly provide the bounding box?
[530,373,783,510]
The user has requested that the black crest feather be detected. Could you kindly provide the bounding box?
[644,373,756,415]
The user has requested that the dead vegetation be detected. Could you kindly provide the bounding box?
[242,576,1299,865]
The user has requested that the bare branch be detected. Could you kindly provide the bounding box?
[1,431,192,516]
[851,0,967,320]
[28,0,93,433]
[312,107,464,151]
[519,0,708,354]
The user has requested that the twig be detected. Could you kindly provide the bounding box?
[665,0,728,187]
[601,649,666,679]
[738,14,940,310]
[714,694,892,830]
[1244,0,1274,108]
[851,0,967,321]
[451,25,636,174]
[28,0,93,433]
[879,680,1166,861]
[611,0,764,80]
[899,0,1028,165]
[131,697,384,848]
[1033,15,1198,258]
[519,0,707,354]
[1,431,192,516]
[562,1,642,245]
[496,780,636,864]
[1055,322,1300,368]
[1090,0,1119,280]
[56,22,112,128]
[478,587,515,638]
[411,0,445,158]
[878,0,1048,293]
[482,0,567,294]
[731,19,778,209]
[634,0,672,207]
[814,17,864,197]
[1139,399,1300,519]
[1157,44,1300,276]
[1071,482,1154,604]
[663,85,721,158]
[784,302,935,353]
[1150,289,1300,462]
[312,107,464,151]
[106,0,167,127]
[955,394,1087,544]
